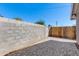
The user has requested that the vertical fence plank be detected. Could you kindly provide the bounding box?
[49,26,76,40]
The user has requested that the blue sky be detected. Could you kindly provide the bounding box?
[0,3,76,26]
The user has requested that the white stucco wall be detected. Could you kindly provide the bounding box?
[0,17,48,55]
[76,5,79,45]
[76,18,78,44]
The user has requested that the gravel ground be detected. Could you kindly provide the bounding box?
[5,40,79,56]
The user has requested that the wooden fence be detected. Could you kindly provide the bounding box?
[49,26,76,40]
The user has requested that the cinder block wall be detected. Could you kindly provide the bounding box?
[0,17,48,55]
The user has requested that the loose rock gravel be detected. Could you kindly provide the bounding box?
[5,40,79,56]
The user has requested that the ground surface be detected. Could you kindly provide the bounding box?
[5,40,79,56]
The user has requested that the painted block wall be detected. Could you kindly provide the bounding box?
[0,17,48,55]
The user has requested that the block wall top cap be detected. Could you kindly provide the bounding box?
[0,17,45,27]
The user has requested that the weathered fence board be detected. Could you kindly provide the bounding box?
[49,26,76,40]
